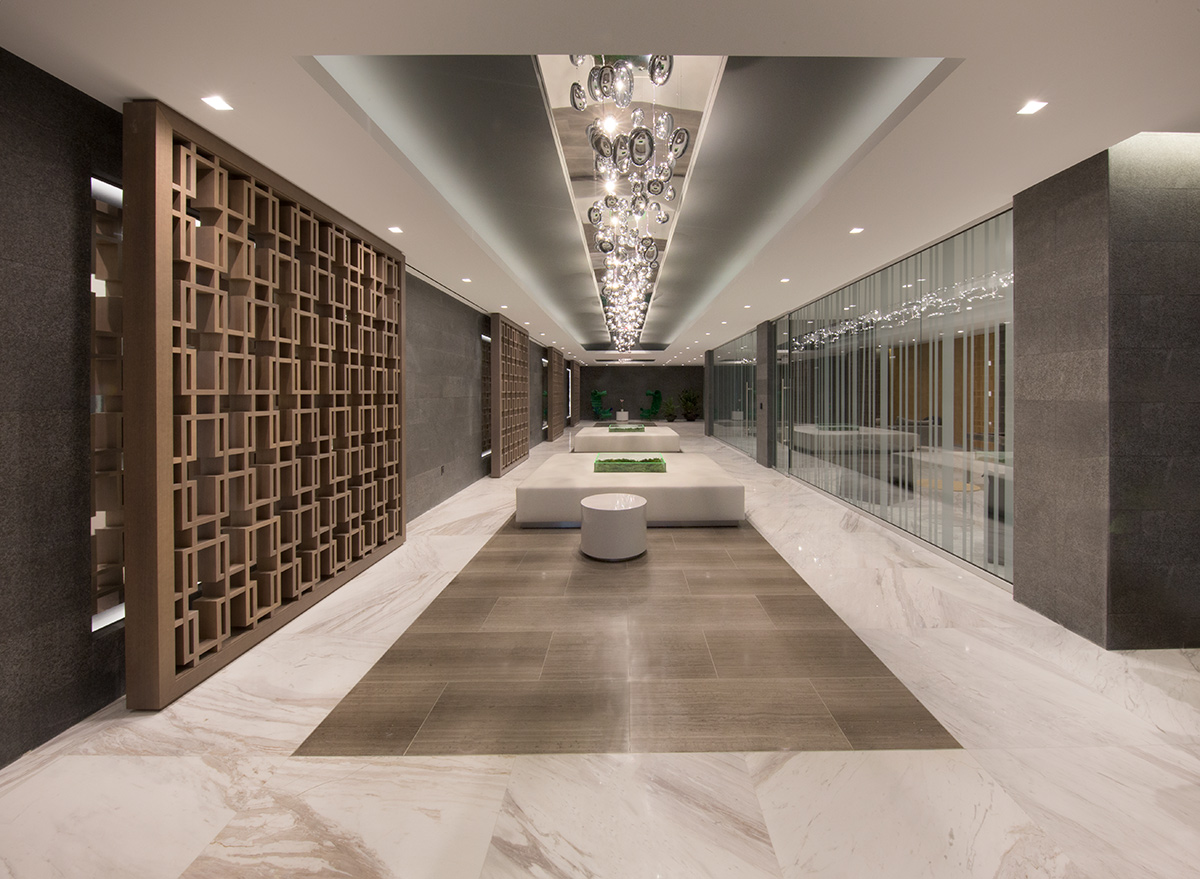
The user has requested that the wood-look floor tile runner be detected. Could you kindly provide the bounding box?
[296,518,958,756]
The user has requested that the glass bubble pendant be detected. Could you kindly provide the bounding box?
[648,55,673,86]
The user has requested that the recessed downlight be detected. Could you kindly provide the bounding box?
[461,278,472,283]
[387,226,403,234]
[849,227,864,234]
[202,95,233,111]
[780,278,790,283]
[500,304,508,309]
[1018,100,1048,115]
[743,305,751,309]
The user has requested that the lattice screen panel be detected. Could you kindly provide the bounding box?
[123,102,406,708]
[489,313,529,476]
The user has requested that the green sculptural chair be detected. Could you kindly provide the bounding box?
[640,389,662,420]
[590,389,613,421]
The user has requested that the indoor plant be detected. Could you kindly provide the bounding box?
[679,389,701,421]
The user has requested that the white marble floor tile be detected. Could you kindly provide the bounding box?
[179,756,513,879]
[972,627,1200,743]
[747,749,1084,879]
[859,627,1172,750]
[971,744,1200,879]
[386,534,494,575]
[479,752,782,879]
[285,569,455,645]
[69,634,387,757]
[0,699,131,799]
[0,754,271,879]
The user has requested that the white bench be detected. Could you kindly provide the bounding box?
[515,453,745,527]
[572,426,682,453]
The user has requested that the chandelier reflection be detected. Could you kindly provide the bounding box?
[568,55,690,351]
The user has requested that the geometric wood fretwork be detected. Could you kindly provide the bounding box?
[547,347,565,441]
[489,313,529,477]
[122,101,406,709]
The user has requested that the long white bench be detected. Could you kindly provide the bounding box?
[572,425,682,453]
[515,453,745,527]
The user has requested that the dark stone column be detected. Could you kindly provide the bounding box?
[704,351,714,436]
[1013,134,1200,648]
[0,48,125,767]
[756,320,774,467]
[529,340,546,447]
[1105,135,1200,647]
[403,273,488,521]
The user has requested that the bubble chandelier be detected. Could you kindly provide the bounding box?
[567,55,691,351]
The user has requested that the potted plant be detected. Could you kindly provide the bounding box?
[662,398,677,422]
[679,389,701,421]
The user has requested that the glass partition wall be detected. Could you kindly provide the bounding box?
[712,330,757,457]
[774,212,1013,580]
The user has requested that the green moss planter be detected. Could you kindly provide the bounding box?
[594,455,667,473]
[608,424,646,432]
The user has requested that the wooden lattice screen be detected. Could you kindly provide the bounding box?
[123,102,406,708]
[489,313,529,476]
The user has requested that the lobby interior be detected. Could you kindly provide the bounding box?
[2,1,1200,877]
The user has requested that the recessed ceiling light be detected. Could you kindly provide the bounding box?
[780,278,790,283]
[524,321,530,325]
[387,226,403,234]
[1018,100,1048,115]
[721,321,727,325]
[849,227,864,234]
[461,278,472,283]
[500,304,508,309]
[744,305,751,309]
[202,95,233,111]
[540,333,545,336]
[705,332,711,335]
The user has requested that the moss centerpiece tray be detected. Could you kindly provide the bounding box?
[608,424,646,432]
[594,453,667,473]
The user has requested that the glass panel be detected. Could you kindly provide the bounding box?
[712,329,757,457]
[772,212,1013,580]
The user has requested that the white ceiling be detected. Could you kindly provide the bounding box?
[4,0,1199,366]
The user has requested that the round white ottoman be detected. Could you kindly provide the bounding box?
[580,493,647,561]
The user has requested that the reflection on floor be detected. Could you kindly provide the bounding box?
[0,423,1197,878]
[297,518,955,756]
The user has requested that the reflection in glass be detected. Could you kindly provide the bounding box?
[723,212,1013,580]
[712,330,758,458]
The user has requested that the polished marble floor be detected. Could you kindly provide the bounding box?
[1,423,1198,878]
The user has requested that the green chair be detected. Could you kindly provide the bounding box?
[640,389,662,420]
[590,389,613,420]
